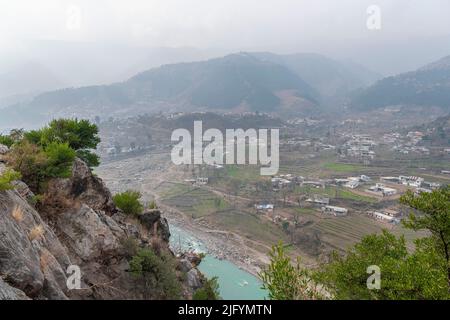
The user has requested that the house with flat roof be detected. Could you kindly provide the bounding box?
[321,205,348,217]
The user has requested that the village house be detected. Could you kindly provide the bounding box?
[368,183,397,197]
[399,176,424,188]
[306,195,330,206]
[196,177,209,185]
[369,210,401,224]
[321,205,348,217]
[255,204,274,213]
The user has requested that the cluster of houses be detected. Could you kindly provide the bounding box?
[271,174,303,190]
[344,135,377,162]
[380,175,441,193]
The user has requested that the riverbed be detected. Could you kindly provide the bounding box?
[169,225,267,300]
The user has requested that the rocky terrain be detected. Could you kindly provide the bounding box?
[0,145,204,300]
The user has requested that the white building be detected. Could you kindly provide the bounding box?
[369,211,400,224]
[368,184,397,196]
[321,205,348,216]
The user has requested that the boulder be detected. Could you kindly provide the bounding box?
[186,269,202,290]
[0,190,70,298]
[46,158,116,214]
[178,259,193,273]
[139,210,171,242]
[0,144,8,155]
[56,204,124,261]
[0,278,29,300]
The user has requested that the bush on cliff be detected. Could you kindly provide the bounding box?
[0,134,14,148]
[7,140,75,193]
[113,190,144,216]
[0,169,22,191]
[25,118,100,168]
[129,248,182,299]
[193,277,221,300]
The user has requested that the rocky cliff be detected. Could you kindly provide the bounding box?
[0,150,203,300]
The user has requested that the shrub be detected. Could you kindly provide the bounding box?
[259,243,322,300]
[0,169,22,191]
[44,142,76,178]
[6,140,49,192]
[7,140,76,193]
[28,118,101,168]
[11,206,24,222]
[113,190,144,216]
[193,277,221,300]
[129,248,182,299]
[120,237,139,259]
[29,224,45,241]
[148,200,157,210]
[0,134,14,148]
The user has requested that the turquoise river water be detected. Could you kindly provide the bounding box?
[169,225,267,300]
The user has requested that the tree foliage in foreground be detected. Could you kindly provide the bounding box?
[25,118,100,168]
[129,248,182,299]
[400,186,450,291]
[316,231,449,299]
[193,277,221,300]
[259,243,322,300]
[4,119,100,193]
[261,187,450,300]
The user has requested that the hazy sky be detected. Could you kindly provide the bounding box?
[1,0,449,49]
[1,0,450,76]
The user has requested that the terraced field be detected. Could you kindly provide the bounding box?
[206,210,290,245]
[160,183,231,218]
[310,214,384,251]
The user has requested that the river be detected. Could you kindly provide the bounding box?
[169,225,268,300]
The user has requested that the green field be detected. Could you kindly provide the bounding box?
[207,210,290,245]
[322,162,367,173]
[295,185,377,203]
[161,184,231,218]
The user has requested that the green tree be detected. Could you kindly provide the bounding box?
[316,230,449,299]
[43,142,76,178]
[25,118,100,168]
[259,243,322,300]
[0,169,21,191]
[129,248,181,299]
[113,190,144,216]
[400,186,450,293]
[193,277,221,300]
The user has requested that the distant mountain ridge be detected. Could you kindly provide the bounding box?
[352,55,450,111]
[0,52,382,127]
[251,52,381,99]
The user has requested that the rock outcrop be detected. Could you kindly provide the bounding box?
[0,158,204,300]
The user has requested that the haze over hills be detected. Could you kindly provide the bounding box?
[251,52,381,99]
[352,55,450,111]
[0,41,224,101]
[0,52,382,128]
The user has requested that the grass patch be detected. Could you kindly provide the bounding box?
[209,210,290,245]
[322,162,366,173]
[161,186,231,218]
